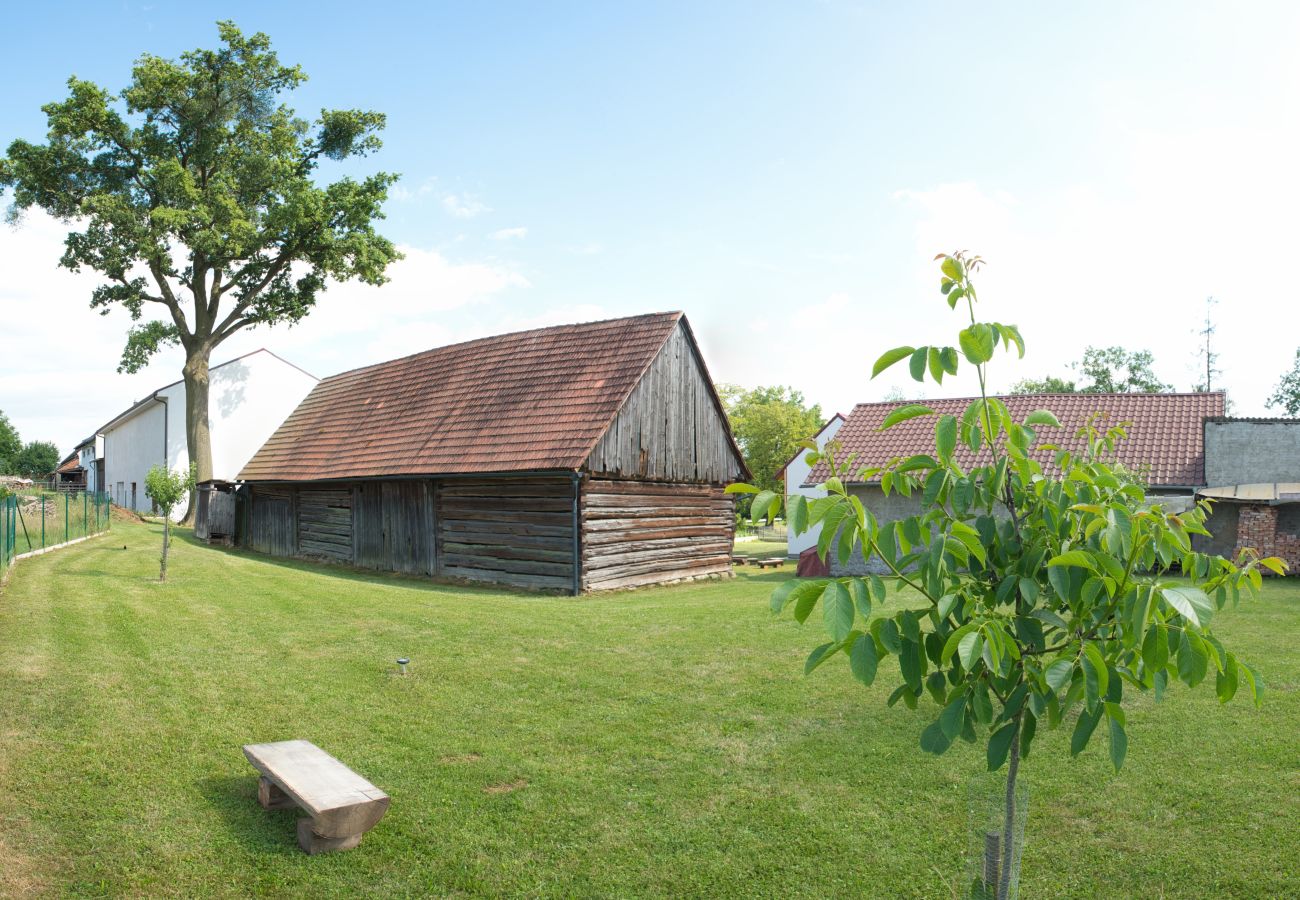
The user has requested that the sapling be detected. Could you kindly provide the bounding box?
[144,464,195,582]
[731,252,1285,899]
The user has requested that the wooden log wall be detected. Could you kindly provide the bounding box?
[247,485,296,557]
[586,323,745,485]
[352,481,434,575]
[297,486,353,563]
[436,477,576,591]
[581,479,734,591]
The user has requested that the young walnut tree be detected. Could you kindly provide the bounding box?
[731,253,1285,900]
[144,464,196,582]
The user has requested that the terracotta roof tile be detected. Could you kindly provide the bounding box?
[806,392,1225,488]
[239,312,685,481]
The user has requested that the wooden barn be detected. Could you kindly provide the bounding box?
[235,312,748,592]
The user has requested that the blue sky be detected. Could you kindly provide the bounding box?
[3,2,1299,452]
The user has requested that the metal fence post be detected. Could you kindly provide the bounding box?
[64,492,69,544]
[83,492,88,538]
[41,496,46,549]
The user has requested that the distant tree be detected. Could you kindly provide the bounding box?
[1267,349,1300,416]
[0,21,401,521]
[718,385,824,494]
[1008,375,1078,394]
[0,410,20,474]
[14,441,59,479]
[1073,346,1173,394]
[144,464,196,581]
[1192,297,1222,393]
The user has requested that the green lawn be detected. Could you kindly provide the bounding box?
[0,521,1296,897]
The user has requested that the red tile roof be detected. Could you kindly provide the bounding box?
[806,392,1225,488]
[239,312,695,481]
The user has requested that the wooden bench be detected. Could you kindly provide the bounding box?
[243,739,390,854]
[754,557,787,569]
[730,555,748,566]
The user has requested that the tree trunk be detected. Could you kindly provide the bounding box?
[180,351,213,525]
[997,720,1023,900]
[160,517,170,582]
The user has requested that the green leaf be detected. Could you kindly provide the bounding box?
[958,324,995,364]
[787,494,809,535]
[940,693,967,740]
[868,573,887,604]
[821,582,855,641]
[920,719,952,755]
[723,482,760,494]
[750,490,779,524]
[1083,644,1108,710]
[1048,550,1097,571]
[1108,709,1128,771]
[926,347,944,384]
[848,579,872,619]
[872,346,916,379]
[938,346,959,375]
[1141,624,1169,674]
[935,414,957,462]
[876,617,901,654]
[1238,660,1263,708]
[849,633,879,686]
[804,642,839,675]
[1044,659,1073,693]
[1070,704,1103,757]
[790,579,829,623]
[1216,651,1239,703]
[1162,585,1214,628]
[1177,630,1209,687]
[899,639,923,688]
[986,721,1018,771]
[958,629,983,670]
[1023,409,1061,428]
[940,256,963,281]
[880,404,936,431]
[909,346,929,382]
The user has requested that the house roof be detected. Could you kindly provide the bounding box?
[1199,482,1300,505]
[95,349,317,436]
[775,412,845,479]
[806,392,1226,488]
[239,312,725,481]
[56,453,82,474]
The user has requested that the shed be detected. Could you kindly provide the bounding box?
[235,312,749,592]
[1196,482,1300,571]
[194,480,239,544]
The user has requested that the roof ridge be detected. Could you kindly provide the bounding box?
[317,311,684,385]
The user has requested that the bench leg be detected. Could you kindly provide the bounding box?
[258,776,296,811]
[297,818,363,855]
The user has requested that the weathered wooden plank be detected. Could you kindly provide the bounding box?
[243,739,389,852]
[441,541,572,563]
[439,564,572,590]
[439,552,572,576]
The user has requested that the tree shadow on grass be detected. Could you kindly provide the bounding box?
[197,774,303,855]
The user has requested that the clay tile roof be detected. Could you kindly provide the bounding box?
[56,454,82,474]
[807,392,1226,488]
[239,312,686,481]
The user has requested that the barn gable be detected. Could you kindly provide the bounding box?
[584,320,747,484]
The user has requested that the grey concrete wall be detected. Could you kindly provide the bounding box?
[1205,420,1300,486]
[829,485,923,576]
[1193,502,1239,558]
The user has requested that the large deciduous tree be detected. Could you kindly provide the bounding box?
[0,411,21,474]
[15,441,59,480]
[1267,349,1300,416]
[717,384,824,494]
[734,253,1280,899]
[0,21,400,517]
[1008,346,1172,396]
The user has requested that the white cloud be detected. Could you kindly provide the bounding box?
[489,226,528,241]
[442,192,491,218]
[389,175,438,203]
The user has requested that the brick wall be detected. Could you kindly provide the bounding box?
[1234,504,1300,571]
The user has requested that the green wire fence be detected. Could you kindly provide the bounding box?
[0,490,112,575]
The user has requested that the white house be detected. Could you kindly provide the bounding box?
[99,349,317,519]
[780,412,844,557]
[75,434,103,493]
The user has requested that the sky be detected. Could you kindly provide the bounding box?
[2,1,1299,454]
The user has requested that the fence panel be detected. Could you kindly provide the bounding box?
[2,489,112,564]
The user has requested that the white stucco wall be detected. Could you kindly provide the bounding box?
[101,350,317,519]
[784,415,844,557]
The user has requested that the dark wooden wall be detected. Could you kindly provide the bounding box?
[581,479,734,591]
[244,475,733,593]
[586,323,745,484]
[436,477,576,591]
